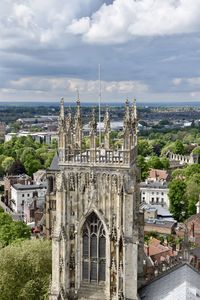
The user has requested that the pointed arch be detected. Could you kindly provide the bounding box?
[81,211,106,283]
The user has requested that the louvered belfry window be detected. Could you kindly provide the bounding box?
[82,212,106,282]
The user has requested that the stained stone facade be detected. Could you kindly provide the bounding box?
[50,98,144,300]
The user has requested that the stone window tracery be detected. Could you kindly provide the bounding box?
[82,212,106,283]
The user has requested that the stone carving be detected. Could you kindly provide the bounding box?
[111,214,117,242]
[69,224,75,240]
[56,171,65,192]
[69,173,75,191]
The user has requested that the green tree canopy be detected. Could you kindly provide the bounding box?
[138,140,153,157]
[173,140,186,155]
[0,211,31,248]
[0,239,51,300]
[137,155,149,181]
[168,179,187,222]
[2,157,15,173]
[147,156,163,169]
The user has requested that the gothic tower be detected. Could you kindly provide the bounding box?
[50,98,143,300]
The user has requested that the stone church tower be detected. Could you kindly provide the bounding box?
[50,98,143,300]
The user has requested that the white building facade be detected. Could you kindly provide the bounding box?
[140,181,169,209]
[11,183,47,214]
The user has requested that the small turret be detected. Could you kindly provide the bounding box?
[58,97,66,150]
[65,109,73,146]
[131,98,138,147]
[104,107,111,149]
[89,108,97,149]
[74,92,82,149]
[123,99,131,150]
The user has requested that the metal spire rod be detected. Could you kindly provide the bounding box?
[98,64,102,146]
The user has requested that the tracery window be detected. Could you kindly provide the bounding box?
[82,212,106,283]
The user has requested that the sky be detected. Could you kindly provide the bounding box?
[1,0,200,103]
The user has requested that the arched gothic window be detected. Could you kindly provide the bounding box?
[82,212,106,283]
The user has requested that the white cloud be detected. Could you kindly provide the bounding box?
[187,77,200,86]
[9,77,148,94]
[1,0,200,48]
[70,0,200,44]
[173,77,200,87]
[67,17,90,35]
[172,78,183,86]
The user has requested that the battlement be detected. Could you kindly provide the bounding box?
[59,147,137,167]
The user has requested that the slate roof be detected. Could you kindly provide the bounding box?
[12,183,47,190]
[49,151,60,171]
[191,247,200,259]
[138,263,200,300]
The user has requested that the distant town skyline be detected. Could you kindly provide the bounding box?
[1,0,200,103]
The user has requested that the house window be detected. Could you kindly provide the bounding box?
[152,192,154,195]
[161,192,164,195]
[156,197,159,203]
[143,191,145,194]
[156,192,159,195]
[161,198,164,203]
[27,194,30,197]
[151,197,154,203]
[22,194,24,197]
[142,197,145,201]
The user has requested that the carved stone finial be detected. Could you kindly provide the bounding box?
[104,107,111,132]
[131,98,137,123]
[76,88,80,106]
[60,97,65,121]
[74,93,82,149]
[124,99,130,128]
[89,108,97,135]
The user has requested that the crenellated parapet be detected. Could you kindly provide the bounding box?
[58,97,138,167]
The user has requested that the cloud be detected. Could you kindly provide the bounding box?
[173,77,200,87]
[1,0,200,49]
[9,76,148,94]
[172,78,183,86]
[69,0,200,44]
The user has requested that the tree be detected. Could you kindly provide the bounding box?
[8,160,25,175]
[168,179,188,222]
[138,140,153,157]
[0,211,31,248]
[2,157,15,173]
[0,239,51,300]
[147,156,163,169]
[24,159,42,176]
[186,174,200,216]
[20,147,35,164]
[192,146,200,163]
[174,140,185,155]
[137,155,149,181]
[151,139,166,156]
[160,157,170,170]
